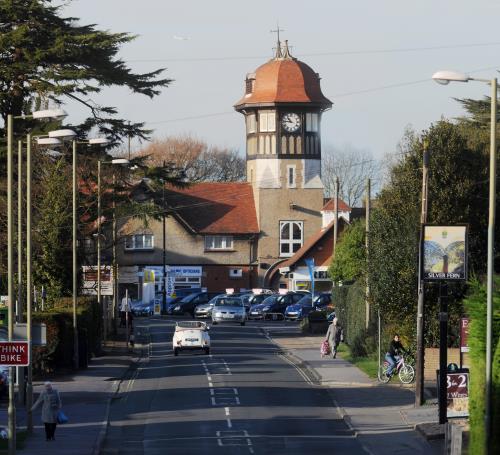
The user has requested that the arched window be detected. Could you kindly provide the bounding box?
[279,221,304,257]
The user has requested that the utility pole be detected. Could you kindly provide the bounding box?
[72,140,79,369]
[162,162,167,315]
[333,177,339,253]
[365,178,371,330]
[26,134,33,433]
[112,173,118,334]
[415,140,430,406]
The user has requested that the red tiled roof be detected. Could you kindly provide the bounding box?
[165,182,259,235]
[322,198,351,212]
[234,58,332,109]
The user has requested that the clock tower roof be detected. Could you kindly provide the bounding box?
[234,40,332,111]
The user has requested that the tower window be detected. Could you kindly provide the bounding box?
[306,113,319,132]
[259,111,276,132]
[247,114,256,134]
[280,221,303,257]
[287,165,296,188]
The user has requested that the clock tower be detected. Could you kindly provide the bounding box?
[234,40,332,285]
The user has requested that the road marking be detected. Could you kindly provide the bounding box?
[225,407,230,416]
[208,382,213,387]
[226,418,232,428]
[278,352,315,386]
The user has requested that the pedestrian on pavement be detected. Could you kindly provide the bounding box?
[31,381,62,441]
[120,293,131,327]
[325,317,343,359]
[385,334,405,377]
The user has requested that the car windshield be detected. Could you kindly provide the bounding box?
[297,295,313,306]
[180,293,198,303]
[214,297,243,307]
[262,295,279,305]
[177,321,205,329]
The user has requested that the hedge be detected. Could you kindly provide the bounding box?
[31,297,102,375]
[463,279,500,455]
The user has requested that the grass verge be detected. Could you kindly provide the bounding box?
[337,343,379,379]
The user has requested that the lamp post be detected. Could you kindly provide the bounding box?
[6,108,67,453]
[97,157,128,344]
[432,70,497,451]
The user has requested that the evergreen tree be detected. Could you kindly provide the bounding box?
[0,0,170,141]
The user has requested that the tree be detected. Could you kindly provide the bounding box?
[137,135,246,182]
[0,0,170,142]
[322,144,381,206]
[369,120,491,343]
[328,220,366,282]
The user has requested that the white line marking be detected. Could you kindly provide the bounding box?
[225,407,230,416]
[235,397,241,405]
[226,418,232,428]
[210,389,215,396]
[207,375,212,381]
[208,382,213,387]
[211,397,216,406]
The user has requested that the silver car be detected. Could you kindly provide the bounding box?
[211,296,246,326]
[194,295,222,319]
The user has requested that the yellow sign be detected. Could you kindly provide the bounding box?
[143,269,155,283]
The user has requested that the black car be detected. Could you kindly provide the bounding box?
[240,293,269,312]
[171,292,219,317]
[249,293,304,319]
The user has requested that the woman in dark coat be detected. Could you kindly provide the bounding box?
[31,381,62,441]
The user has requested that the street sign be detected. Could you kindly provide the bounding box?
[460,318,470,353]
[0,341,30,366]
[446,371,469,418]
[82,265,113,296]
[422,225,468,281]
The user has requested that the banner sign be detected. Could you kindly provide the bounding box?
[0,342,30,366]
[82,266,113,296]
[460,318,470,353]
[446,371,469,418]
[423,225,467,281]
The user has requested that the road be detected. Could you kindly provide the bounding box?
[102,318,367,455]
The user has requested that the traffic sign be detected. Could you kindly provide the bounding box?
[0,341,30,366]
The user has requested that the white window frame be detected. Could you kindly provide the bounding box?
[247,114,256,134]
[279,221,303,257]
[205,235,234,251]
[124,234,154,250]
[287,165,297,188]
[259,111,276,132]
[306,113,319,132]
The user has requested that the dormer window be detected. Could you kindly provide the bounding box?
[245,73,256,94]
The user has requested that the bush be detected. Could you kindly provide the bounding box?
[463,279,500,454]
[31,297,101,375]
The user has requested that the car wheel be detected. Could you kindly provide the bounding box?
[204,348,210,355]
[174,348,179,357]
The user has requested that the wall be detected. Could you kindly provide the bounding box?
[424,347,470,381]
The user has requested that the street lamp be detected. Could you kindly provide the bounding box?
[432,70,496,450]
[97,154,126,345]
[6,108,67,452]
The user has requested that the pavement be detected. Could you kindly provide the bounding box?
[0,332,145,455]
[264,325,444,455]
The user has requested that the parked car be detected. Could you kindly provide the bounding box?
[171,292,219,317]
[132,301,154,317]
[285,293,332,320]
[172,320,211,356]
[194,294,225,319]
[165,296,184,315]
[240,293,268,312]
[249,293,304,319]
[212,296,247,326]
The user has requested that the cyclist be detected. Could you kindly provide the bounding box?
[385,334,405,377]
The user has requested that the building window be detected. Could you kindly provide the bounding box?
[205,235,234,250]
[247,114,256,134]
[306,113,319,132]
[279,221,303,257]
[125,234,154,250]
[259,111,276,132]
[287,165,296,188]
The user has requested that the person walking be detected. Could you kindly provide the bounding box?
[31,381,62,441]
[325,317,343,359]
[120,293,131,328]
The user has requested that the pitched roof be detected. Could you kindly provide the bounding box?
[322,198,351,212]
[164,182,259,235]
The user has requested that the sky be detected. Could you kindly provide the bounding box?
[61,0,500,159]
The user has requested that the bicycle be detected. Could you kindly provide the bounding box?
[378,355,415,384]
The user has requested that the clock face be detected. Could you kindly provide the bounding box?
[281,113,301,133]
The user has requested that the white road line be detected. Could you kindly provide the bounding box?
[208,382,213,387]
[225,407,230,416]
[210,389,215,396]
[211,397,217,406]
[207,375,212,381]
[226,418,232,428]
